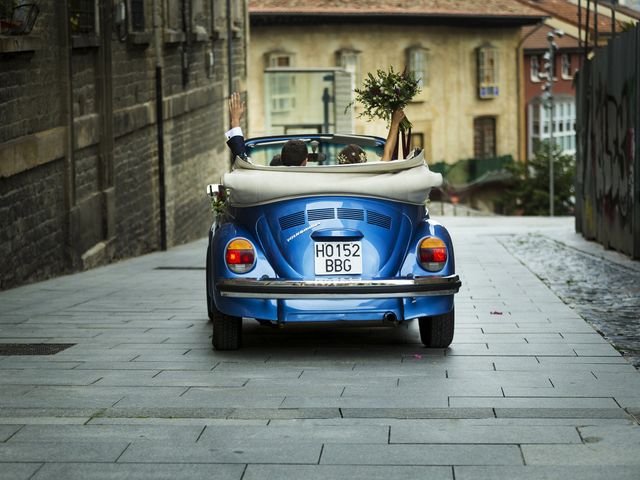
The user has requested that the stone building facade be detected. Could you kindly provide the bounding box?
[0,0,247,290]
[248,0,545,165]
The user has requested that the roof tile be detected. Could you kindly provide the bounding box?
[249,0,546,17]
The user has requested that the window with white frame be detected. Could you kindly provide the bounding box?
[528,96,576,158]
[477,43,499,99]
[530,55,540,82]
[561,54,572,79]
[407,46,428,89]
[266,52,295,113]
[336,48,361,91]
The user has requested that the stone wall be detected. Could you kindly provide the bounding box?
[0,0,248,290]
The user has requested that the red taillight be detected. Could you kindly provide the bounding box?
[418,237,447,272]
[225,239,255,273]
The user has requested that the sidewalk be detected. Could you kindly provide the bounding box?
[0,217,639,479]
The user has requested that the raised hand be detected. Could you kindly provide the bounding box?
[229,92,245,128]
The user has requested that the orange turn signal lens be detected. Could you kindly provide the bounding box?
[225,238,255,273]
[418,237,447,272]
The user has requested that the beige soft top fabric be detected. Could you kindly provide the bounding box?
[222,150,442,207]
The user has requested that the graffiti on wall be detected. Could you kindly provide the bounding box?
[576,25,640,259]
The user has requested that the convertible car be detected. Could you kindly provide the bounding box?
[206,134,461,350]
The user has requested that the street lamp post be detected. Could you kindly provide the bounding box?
[542,29,564,217]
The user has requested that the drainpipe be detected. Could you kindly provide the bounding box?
[153,0,167,250]
[226,0,234,164]
[516,21,546,163]
[578,0,583,68]
[61,0,76,266]
[62,0,75,206]
[226,0,233,96]
[594,0,599,47]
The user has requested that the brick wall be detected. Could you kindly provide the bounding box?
[0,161,67,290]
[0,0,247,289]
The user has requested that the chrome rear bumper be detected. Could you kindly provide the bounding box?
[217,275,461,299]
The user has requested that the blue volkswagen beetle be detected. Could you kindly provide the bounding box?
[206,134,461,350]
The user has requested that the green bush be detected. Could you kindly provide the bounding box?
[496,142,575,216]
[430,155,514,186]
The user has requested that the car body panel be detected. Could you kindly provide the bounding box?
[207,134,460,327]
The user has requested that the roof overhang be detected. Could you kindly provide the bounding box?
[251,13,547,28]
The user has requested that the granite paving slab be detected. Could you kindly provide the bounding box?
[454,466,640,480]
[0,463,43,480]
[118,440,322,464]
[197,424,388,444]
[0,441,129,462]
[243,465,453,480]
[320,443,523,466]
[32,463,244,480]
[8,424,202,443]
[390,424,582,444]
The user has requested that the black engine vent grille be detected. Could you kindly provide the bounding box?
[337,208,365,221]
[307,208,335,221]
[279,211,305,230]
[366,210,392,229]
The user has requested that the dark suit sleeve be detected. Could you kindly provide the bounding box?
[226,135,247,161]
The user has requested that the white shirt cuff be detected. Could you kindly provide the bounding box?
[225,127,243,139]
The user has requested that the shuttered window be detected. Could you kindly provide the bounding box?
[473,117,496,159]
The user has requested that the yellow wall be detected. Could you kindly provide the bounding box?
[249,23,522,164]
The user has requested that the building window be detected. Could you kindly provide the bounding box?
[0,2,39,35]
[69,0,97,34]
[232,0,243,27]
[266,52,295,113]
[130,0,145,32]
[164,0,182,32]
[211,0,224,35]
[190,0,207,34]
[561,54,572,79]
[337,48,361,90]
[473,117,496,159]
[407,46,428,89]
[269,53,291,68]
[528,96,576,158]
[477,43,499,99]
[530,56,540,82]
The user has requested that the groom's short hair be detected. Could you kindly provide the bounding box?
[281,140,308,166]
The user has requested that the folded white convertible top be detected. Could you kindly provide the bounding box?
[222,150,443,207]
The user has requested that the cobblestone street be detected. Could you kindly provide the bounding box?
[501,234,640,368]
[0,217,639,479]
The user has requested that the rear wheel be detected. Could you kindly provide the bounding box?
[212,312,242,350]
[419,308,454,348]
[206,245,214,321]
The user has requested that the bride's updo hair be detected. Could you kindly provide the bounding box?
[337,144,367,164]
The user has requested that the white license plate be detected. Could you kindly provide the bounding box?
[314,241,362,275]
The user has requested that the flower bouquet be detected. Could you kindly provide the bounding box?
[352,67,421,132]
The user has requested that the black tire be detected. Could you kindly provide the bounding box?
[418,308,454,348]
[206,245,215,321]
[212,312,242,350]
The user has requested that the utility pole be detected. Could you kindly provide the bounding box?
[542,29,564,217]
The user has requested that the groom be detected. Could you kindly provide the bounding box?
[226,92,308,166]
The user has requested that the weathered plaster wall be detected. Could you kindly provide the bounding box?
[249,23,522,164]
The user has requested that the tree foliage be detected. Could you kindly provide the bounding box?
[497,142,575,216]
